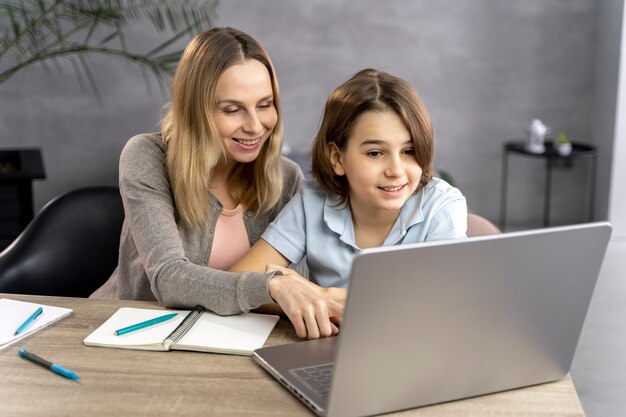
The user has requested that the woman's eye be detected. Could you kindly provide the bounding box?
[258,102,273,109]
[403,148,416,155]
[223,107,240,114]
[367,151,382,158]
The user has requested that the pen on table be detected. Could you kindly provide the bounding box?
[114,312,178,336]
[14,306,43,335]
[18,349,80,381]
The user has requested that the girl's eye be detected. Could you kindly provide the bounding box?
[403,148,416,155]
[257,102,273,109]
[223,107,240,114]
[367,151,382,158]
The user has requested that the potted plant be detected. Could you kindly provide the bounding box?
[0,0,218,98]
[555,132,572,157]
[0,1,217,249]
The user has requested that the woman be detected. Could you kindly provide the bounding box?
[91,27,303,315]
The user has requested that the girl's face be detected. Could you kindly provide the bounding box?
[329,110,423,217]
[213,59,277,165]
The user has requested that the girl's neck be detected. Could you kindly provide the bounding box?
[349,202,401,249]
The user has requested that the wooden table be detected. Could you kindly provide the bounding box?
[0,294,585,416]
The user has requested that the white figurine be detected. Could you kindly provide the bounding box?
[525,119,549,154]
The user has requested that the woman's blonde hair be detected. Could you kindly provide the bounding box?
[161,27,284,228]
[311,68,434,206]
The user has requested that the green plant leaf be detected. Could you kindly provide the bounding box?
[557,132,570,144]
[0,0,218,100]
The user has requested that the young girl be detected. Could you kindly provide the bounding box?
[91,28,305,315]
[232,69,467,339]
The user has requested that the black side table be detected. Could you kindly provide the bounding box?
[499,140,597,231]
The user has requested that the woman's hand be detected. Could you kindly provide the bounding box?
[266,264,344,339]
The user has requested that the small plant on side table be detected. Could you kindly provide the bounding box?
[555,132,572,156]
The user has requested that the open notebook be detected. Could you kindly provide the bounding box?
[83,306,279,356]
[0,298,73,350]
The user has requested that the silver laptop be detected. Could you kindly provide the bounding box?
[253,222,612,417]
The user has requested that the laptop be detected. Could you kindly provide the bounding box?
[253,222,612,417]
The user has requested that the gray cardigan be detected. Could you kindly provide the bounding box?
[90,133,303,314]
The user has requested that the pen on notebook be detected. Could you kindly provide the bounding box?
[114,313,178,336]
[18,349,80,381]
[14,306,43,335]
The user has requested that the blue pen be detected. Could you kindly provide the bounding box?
[18,349,80,381]
[114,313,178,336]
[14,307,43,335]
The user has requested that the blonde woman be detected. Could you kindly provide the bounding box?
[91,28,304,315]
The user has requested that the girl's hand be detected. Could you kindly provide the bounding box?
[266,264,343,339]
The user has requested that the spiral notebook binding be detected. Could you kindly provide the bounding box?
[163,305,206,349]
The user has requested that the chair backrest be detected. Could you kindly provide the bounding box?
[467,213,501,237]
[0,186,124,297]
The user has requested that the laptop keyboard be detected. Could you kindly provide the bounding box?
[289,362,335,399]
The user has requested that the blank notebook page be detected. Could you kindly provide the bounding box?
[0,298,73,350]
[176,312,279,353]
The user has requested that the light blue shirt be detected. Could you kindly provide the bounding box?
[262,178,467,288]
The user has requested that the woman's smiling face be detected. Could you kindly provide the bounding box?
[213,59,278,164]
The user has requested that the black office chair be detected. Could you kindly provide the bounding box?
[0,186,124,297]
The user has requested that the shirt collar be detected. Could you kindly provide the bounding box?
[322,190,425,249]
[384,191,424,244]
[323,194,357,248]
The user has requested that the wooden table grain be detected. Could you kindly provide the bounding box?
[0,294,585,417]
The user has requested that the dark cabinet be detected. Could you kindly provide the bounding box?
[0,149,46,250]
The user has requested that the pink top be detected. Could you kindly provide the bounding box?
[207,204,251,271]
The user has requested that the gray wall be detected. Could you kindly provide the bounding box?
[592,0,623,229]
[609,2,626,239]
[0,0,609,229]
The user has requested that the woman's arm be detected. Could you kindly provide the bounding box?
[231,238,343,339]
[116,135,282,314]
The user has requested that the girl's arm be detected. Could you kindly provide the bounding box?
[229,238,291,272]
[231,239,343,339]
